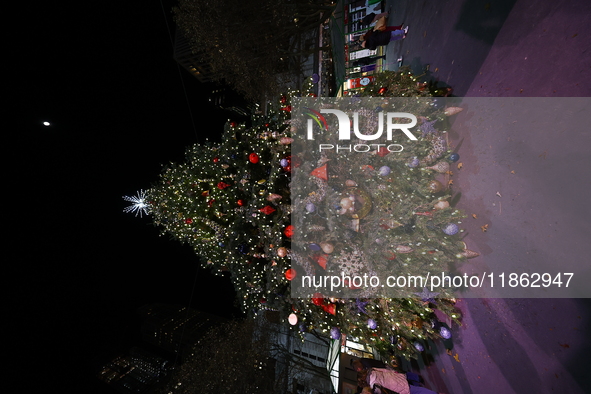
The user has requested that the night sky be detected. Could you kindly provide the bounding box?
[11,1,241,391]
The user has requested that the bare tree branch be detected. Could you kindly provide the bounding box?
[173,0,335,100]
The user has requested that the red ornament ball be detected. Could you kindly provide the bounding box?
[378,87,388,95]
[213,157,219,163]
[185,218,193,224]
[321,303,336,315]
[259,205,276,215]
[237,199,244,206]
[312,293,324,306]
[291,155,302,168]
[285,268,297,281]
[249,153,259,164]
[284,225,294,238]
[315,254,327,269]
[376,146,390,157]
[230,121,237,128]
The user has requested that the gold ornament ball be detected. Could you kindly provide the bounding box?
[385,218,402,228]
[342,187,372,219]
[427,180,443,193]
[426,161,450,173]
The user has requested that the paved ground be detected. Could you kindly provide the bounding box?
[376,0,591,393]
[382,0,591,97]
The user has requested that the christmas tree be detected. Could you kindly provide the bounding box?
[126,70,477,359]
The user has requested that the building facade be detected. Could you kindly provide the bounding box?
[98,347,170,393]
[137,303,225,361]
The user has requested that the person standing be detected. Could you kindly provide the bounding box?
[360,25,409,50]
[351,359,443,394]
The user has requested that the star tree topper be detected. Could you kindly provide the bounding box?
[123,190,150,217]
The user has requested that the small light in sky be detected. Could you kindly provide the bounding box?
[43,121,51,126]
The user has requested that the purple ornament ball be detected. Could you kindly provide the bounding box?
[414,342,425,352]
[378,166,391,176]
[280,158,289,167]
[367,319,377,329]
[308,243,322,251]
[305,203,316,212]
[407,157,420,168]
[330,327,341,339]
[442,223,459,235]
[440,326,452,339]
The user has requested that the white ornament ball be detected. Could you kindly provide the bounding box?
[434,200,450,210]
[340,198,352,209]
[320,242,334,254]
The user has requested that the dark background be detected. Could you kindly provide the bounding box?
[10,0,591,392]
[10,0,242,391]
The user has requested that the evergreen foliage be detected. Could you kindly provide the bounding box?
[143,71,471,359]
